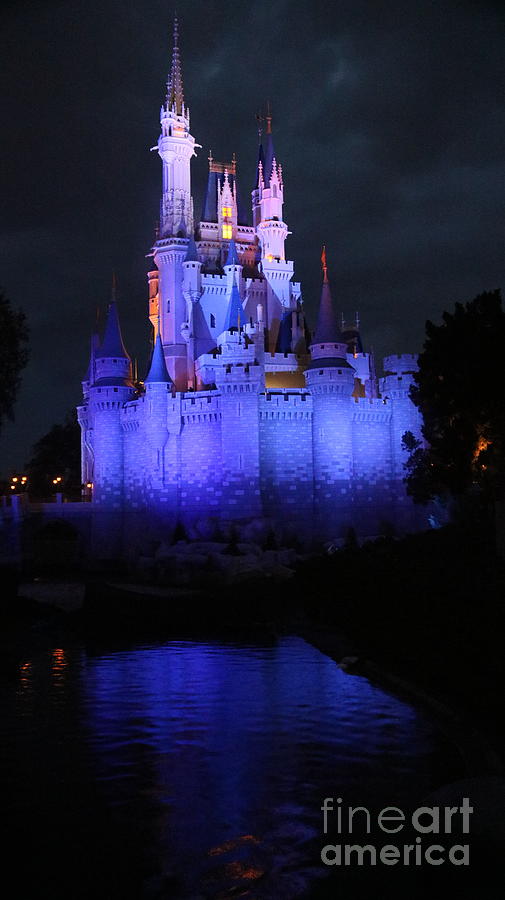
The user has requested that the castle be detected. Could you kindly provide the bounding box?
[77,21,426,555]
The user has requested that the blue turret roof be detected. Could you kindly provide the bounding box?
[201,168,248,225]
[96,301,130,360]
[82,332,99,382]
[254,142,265,189]
[225,239,239,266]
[223,282,244,332]
[312,275,342,345]
[145,333,172,384]
[276,310,293,354]
[185,235,199,262]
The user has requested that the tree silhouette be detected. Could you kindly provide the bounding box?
[25,411,81,497]
[405,289,505,506]
[0,290,29,434]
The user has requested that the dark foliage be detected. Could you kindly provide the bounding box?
[0,290,29,434]
[25,411,81,497]
[405,289,505,505]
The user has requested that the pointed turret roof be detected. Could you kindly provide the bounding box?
[254,142,265,189]
[312,247,341,345]
[96,301,130,359]
[145,333,171,384]
[254,108,276,188]
[223,282,244,332]
[225,239,240,266]
[166,15,184,114]
[262,112,275,187]
[184,235,199,262]
[82,332,99,382]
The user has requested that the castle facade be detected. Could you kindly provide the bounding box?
[77,21,426,553]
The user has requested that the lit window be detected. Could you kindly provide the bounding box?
[222,224,232,239]
[222,206,232,218]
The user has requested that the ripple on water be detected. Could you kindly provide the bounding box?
[1,635,462,899]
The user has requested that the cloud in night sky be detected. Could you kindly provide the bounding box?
[1,0,504,473]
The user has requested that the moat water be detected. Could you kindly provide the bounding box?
[1,635,463,898]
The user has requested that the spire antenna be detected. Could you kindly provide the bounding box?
[321,245,328,283]
[255,111,263,141]
[167,13,184,114]
[265,100,272,134]
[111,270,117,301]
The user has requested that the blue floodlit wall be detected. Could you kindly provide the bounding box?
[80,349,428,555]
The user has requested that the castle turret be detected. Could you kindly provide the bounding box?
[223,238,242,291]
[253,112,289,265]
[214,318,263,520]
[151,17,200,390]
[305,249,355,537]
[89,293,135,509]
[143,333,172,484]
[156,15,197,239]
[251,112,296,352]
[78,332,100,490]
[380,354,422,478]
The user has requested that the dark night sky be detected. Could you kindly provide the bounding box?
[1,0,504,476]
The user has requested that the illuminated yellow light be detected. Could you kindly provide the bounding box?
[12,477,18,483]
[21,476,27,482]
[222,224,232,239]
[222,206,232,218]
[86,482,93,489]
[474,436,491,461]
[10,485,15,490]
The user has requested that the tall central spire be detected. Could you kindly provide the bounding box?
[166,15,184,114]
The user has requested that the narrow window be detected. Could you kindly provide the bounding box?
[210,313,216,328]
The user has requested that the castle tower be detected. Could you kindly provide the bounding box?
[223,238,242,291]
[78,332,100,489]
[151,17,200,390]
[143,333,172,486]
[157,15,196,239]
[380,354,423,479]
[214,291,263,520]
[305,249,355,537]
[182,237,214,387]
[89,293,135,509]
[251,112,296,352]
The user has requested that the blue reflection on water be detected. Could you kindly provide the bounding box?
[74,636,458,897]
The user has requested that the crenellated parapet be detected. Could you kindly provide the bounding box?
[383,353,419,374]
[352,397,392,424]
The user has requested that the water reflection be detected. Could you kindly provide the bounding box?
[2,636,461,899]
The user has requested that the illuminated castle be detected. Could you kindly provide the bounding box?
[77,20,425,554]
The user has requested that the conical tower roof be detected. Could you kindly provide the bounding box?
[184,235,199,262]
[225,239,240,266]
[312,247,341,345]
[145,333,172,384]
[96,301,130,360]
[223,282,244,332]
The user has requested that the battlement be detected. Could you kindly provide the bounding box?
[352,397,391,423]
[153,236,188,251]
[383,354,418,374]
[260,390,312,420]
[181,391,220,415]
[261,390,311,404]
